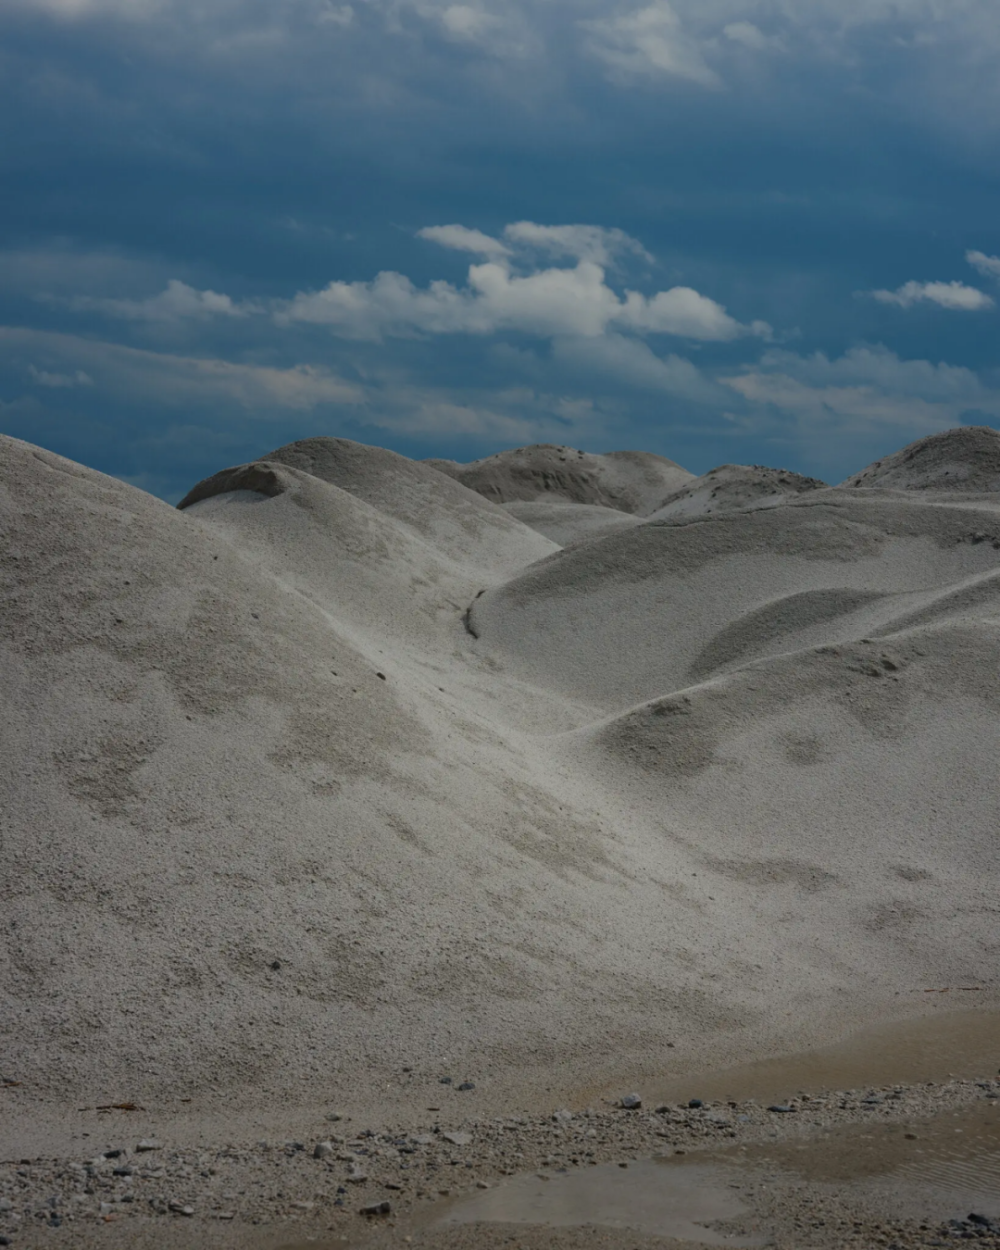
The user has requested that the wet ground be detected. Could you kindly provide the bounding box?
[3,1008,999,1249]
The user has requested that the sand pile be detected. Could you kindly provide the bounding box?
[2,427,1000,1145]
[425,444,692,514]
[840,424,1000,492]
[499,500,643,546]
[648,463,826,521]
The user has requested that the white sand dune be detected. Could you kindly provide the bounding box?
[840,424,1000,492]
[426,444,693,514]
[500,500,644,546]
[648,463,826,521]
[2,429,999,1141]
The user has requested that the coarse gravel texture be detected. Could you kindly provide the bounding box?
[1,1077,998,1249]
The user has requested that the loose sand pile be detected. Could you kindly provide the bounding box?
[648,463,826,520]
[499,500,643,546]
[425,444,692,514]
[840,424,1000,492]
[2,427,1000,1200]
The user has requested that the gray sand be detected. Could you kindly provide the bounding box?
[2,427,1000,1246]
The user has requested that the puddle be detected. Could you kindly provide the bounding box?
[273,1010,1000,1249]
[436,1157,763,1245]
[705,1098,1000,1218]
[651,1009,1000,1106]
[432,1101,1000,1245]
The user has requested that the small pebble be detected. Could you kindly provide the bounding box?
[620,1094,642,1110]
[361,1200,391,1216]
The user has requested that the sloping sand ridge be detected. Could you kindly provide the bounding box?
[2,429,999,1181]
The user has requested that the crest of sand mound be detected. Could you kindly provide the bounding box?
[841,425,1000,492]
[4,431,1000,1148]
[648,464,826,521]
[426,444,693,515]
[501,500,643,546]
[180,435,555,579]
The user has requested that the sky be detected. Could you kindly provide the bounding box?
[3,0,1000,500]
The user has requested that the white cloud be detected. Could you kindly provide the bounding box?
[438,4,500,41]
[721,20,783,51]
[55,279,259,321]
[617,286,771,339]
[316,3,353,26]
[418,224,510,258]
[722,345,1000,435]
[580,1,722,87]
[0,327,361,411]
[280,223,769,343]
[967,250,1000,280]
[551,332,721,400]
[869,280,994,311]
[27,364,93,388]
[501,221,652,265]
[420,221,650,266]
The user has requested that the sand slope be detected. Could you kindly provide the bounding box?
[3,427,1000,1136]
[426,444,693,514]
[500,500,643,546]
[648,463,826,521]
[841,424,1000,492]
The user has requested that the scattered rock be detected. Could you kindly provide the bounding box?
[458,1081,476,1091]
[619,1094,642,1110]
[688,1099,703,1109]
[442,1131,472,1146]
[168,1201,194,1216]
[768,1104,795,1113]
[361,1200,391,1216]
[135,1140,161,1152]
[313,1141,334,1159]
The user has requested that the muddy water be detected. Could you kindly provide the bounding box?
[436,1101,1000,1242]
[436,1158,763,1245]
[432,1010,1000,1243]
[276,1010,1000,1249]
[650,1008,1000,1105]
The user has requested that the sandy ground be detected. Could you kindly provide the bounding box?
[3,1064,998,1248]
[3,426,1000,1246]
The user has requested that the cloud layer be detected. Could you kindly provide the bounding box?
[4,0,1000,497]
